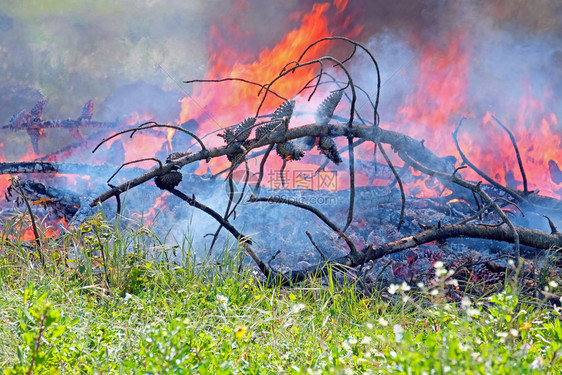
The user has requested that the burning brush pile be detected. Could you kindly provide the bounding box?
[1,37,561,301]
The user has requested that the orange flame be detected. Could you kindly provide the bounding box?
[179,2,348,178]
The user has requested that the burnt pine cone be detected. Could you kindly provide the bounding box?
[218,128,236,144]
[30,98,47,121]
[155,171,182,190]
[255,119,283,140]
[272,99,295,120]
[276,141,304,161]
[255,99,295,140]
[317,136,342,165]
[234,117,256,142]
[315,90,343,126]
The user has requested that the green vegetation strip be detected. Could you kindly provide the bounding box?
[0,213,561,374]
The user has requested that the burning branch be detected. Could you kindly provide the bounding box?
[7,177,44,266]
[5,36,559,285]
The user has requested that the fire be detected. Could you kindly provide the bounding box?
[176,4,560,201]
[446,198,469,206]
[385,28,561,199]
[132,191,168,226]
[179,2,357,178]
[397,31,471,131]
[1,0,560,229]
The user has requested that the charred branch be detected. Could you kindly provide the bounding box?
[286,224,562,284]
[89,123,457,207]
[491,115,528,194]
[0,161,147,179]
[2,118,117,131]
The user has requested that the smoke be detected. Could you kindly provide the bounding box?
[1,1,561,257]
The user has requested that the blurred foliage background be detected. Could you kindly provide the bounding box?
[0,0,214,121]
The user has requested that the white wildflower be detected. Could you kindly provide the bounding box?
[378,317,389,327]
[461,296,472,309]
[400,281,411,292]
[216,294,229,309]
[291,303,306,314]
[529,357,543,370]
[447,278,458,287]
[361,336,372,345]
[549,280,559,288]
[467,307,480,317]
[388,284,399,294]
[393,324,404,343]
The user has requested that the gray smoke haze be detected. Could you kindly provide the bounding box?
[0,1,561,256]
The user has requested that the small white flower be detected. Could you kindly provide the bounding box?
[435,268,447,278]
[378,317,389,327]
[348,336,358,345]
[389,350,397,358]
[509,328,519,337]
[467,308,480,317]
[216,294,229,309]
[291,303,306,313]
[507,259,515,267]
[361,336,372,345]
[400,281,411,292]
[529,357,543,370]
[393,324,404,343]
[461,296,472,309]
[430,288,439,296]
[447,278,459,287]
[366,322,374,329]
[388,284,399,294]
[497,331,509,342]
[549,280,559,288]
[434,261,444,269]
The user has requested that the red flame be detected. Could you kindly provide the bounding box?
[179,2,357,179]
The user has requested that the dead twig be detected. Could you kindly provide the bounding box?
[248,195,359,257]
[399,151,521,258]
[306,230,328,261]
[10,177,44,266]
[491,114,528,194]
[92,121,207,155]
[377,142,406,230]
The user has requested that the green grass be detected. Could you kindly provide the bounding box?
[0,213,561,374]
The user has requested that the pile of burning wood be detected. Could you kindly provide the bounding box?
[1,38,561,299]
